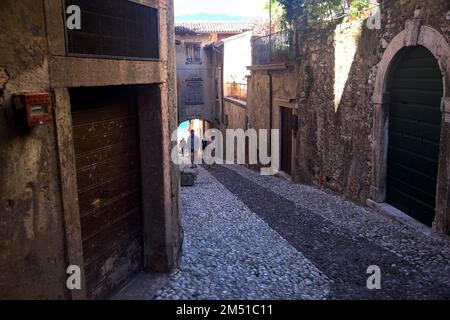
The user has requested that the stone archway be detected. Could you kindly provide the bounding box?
[370,20,450,234]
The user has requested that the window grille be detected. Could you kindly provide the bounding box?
[185,80,204,105]
[65,0,159,60]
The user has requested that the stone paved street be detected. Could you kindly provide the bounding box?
[155,166,330,300]
[155,165,450,300]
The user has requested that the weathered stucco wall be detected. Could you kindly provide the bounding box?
[1,0,181,299]
[165,0,183,277]
[222,32,252,89]
[224,99,247,130]
[247,0,450,226]
[0,0,68,299]
[247,74,270,132]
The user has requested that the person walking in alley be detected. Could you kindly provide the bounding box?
[180,138,187,156]
[187,130,201,168]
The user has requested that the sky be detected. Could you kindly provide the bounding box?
[174,0,267,20]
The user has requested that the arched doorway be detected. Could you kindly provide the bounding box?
[386,46,443,227]
[371,24,450,233]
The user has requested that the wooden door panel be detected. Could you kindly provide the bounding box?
[70,86,143,299]
[280,107,293,176]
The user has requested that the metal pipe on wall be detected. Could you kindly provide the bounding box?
[268,70,273,155]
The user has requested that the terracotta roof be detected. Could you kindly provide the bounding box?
[175,21,252,35]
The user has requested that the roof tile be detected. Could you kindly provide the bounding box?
[175,21,252,34]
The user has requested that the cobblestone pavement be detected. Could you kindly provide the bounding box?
[155,165,450,300]
[156,166,330,300]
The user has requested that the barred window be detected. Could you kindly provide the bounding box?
[185,80,203,105]
[64,0,159,60]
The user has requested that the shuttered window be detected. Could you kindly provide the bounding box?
[185,80,203,105]
[185,43,202,64]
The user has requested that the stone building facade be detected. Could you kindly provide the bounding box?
[0,0,181,299]
[175,21,251,126]
[242,0,450,234]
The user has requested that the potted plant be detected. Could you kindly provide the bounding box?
[180,170,197,187]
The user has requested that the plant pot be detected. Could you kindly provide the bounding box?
[181,173,196,187]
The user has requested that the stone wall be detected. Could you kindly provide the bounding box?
[293,20,379,203]
[247,0,450,225]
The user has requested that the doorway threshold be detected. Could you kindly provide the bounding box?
[277,171,292,181]
[111,272,170,300]
[366,199,433,236]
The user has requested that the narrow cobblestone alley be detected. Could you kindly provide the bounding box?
[3,0,450,306]
[155,165,450,300]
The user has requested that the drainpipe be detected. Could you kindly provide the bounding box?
[268,70,273,154]
[211,45,224,126]
[269,0,272,63]
[268,0,273,154]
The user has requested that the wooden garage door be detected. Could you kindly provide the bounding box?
[387,46,443,227]
[71,86,143,299]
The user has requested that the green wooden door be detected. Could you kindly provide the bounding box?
[387,46,443,227]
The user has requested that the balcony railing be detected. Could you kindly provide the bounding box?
[251,30,294,65]
[225,82,247,102]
